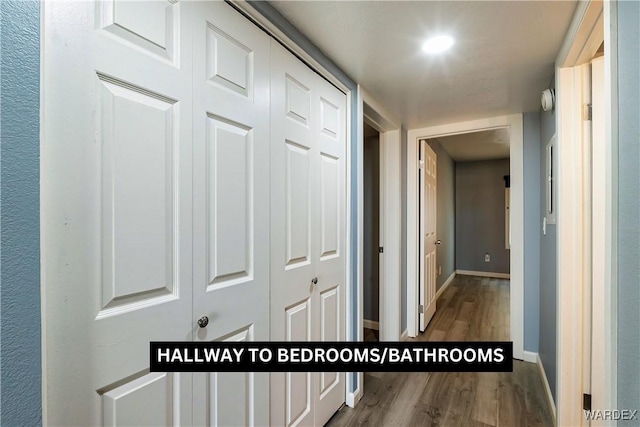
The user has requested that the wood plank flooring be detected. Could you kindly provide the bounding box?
[327,275,554,427]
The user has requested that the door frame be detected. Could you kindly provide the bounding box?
[359,85,402,344]
[407,114,525,361]
[555,0,617,424]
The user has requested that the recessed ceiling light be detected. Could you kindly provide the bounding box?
[422,35,454,54]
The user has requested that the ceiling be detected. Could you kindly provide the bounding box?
[269,1,577,129]
[433,128,510,162]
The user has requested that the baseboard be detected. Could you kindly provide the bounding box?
[363,319,379,330]
[455,269,510,279]
[435,271,456,300]
[523,350,538,363]
[346,387,363,408]
[400,329,409,341]
[536,354,557,422]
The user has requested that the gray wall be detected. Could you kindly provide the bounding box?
[523,113,541,353]
[539,77,557,402]
[617,1,640,421]
[428,140,456,290]
[363,135,380,322]
[0,0,42,424]
[455,159,511,274]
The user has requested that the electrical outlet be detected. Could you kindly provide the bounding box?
[438,265,442,276]
[485,253,491,262]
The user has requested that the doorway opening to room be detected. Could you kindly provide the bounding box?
[418,130,512,342]
[407,115,524,360]
[363,122,382,343]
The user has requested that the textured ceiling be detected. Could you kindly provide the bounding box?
[434,128,510,162]
[270,1,577,129]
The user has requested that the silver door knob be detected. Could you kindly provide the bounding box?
[436,240,442,245]
[197,316,209,328]
[311,277,318,285]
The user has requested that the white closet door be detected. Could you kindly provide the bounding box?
[191,1,270,426]
[43,1,193,425]
[270,41,346,427]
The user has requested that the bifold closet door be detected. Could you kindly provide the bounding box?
[191,1,271,425]
[269,41,347,427]
[43,1,194,425]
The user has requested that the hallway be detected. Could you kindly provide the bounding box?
[327,275,553,426]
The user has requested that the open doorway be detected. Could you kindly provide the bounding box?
[418,130,512,339]
[407,114,524,359]
[363,122,381,342]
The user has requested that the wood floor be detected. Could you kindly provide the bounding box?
[327,275,554,427]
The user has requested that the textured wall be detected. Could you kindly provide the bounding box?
[363,135,380,322]
[455,159,511,274]
[523,113,541,353]
[617,1,640,422]
[0,0,42,424]
[428,140,456,290]
[539,76,557,402]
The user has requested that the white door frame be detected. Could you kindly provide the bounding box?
[555,0,617,425]
[359,86,402,344]
[345,85,403,407]
[407,114,525,361]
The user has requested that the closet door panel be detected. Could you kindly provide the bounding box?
[191,2,270,425]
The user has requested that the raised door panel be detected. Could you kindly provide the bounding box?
[191,2,270,426]
[285,300,312,426]
[102,372,178,427]
[206,326,255,427]
[44,1,193,425]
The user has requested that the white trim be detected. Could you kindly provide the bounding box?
[603,0,618,419]
[400,329,409,341]
[523,351,538,364]
[230,1,351,94]
[537,353,557,422]
[346,387,363,408]
[455,270,511,280]
[555,1,615,424]
[359,85,401,343]
[435,271,456,301]
[363,319,379,330]
[407,114,524,362]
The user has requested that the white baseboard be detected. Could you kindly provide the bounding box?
[455,269,510,279]
[536,354,557,421]
[400,329,409,341]
[363,319,379,330]
[523,350,537,363]
[346,387,363,408]
[435,271,456,300]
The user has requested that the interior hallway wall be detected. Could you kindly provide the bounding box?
[523,112,541,353]
[0,0,42,424]
[616,1,640,421]
[427,139,456,291]
[455,159,510,274]
[539,76,557,402]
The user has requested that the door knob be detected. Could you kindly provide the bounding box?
[436,240,442,245]
[311,277,318,285]
[197,316,209,328]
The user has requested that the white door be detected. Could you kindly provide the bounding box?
[191,2,270,426]
[43,1,194,425]
[420,141,437,332]
[269,41,347,427]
